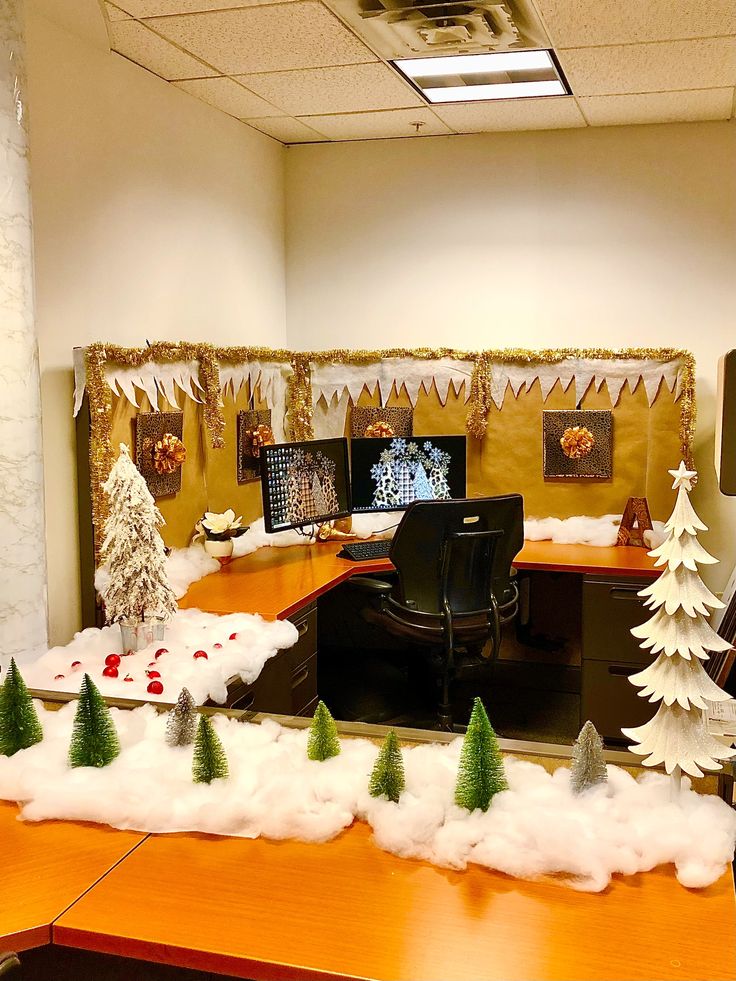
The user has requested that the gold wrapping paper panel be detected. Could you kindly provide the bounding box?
[107,369,683,551]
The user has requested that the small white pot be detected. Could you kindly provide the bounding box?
[204,538,234,561]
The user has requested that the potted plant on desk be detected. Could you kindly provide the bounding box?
[196,509,245,563]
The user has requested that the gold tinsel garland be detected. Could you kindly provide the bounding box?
[83,344,696,562]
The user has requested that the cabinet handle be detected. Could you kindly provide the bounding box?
[608,664,638,677]
[232,691,255,710]
[291,666,310,689]
[297,620,310,637]
[609,587,643,601]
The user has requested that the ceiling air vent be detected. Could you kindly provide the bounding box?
[326,0,550,60]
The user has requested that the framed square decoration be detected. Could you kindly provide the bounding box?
[237,409,274,483]
[135,410,186,498]
[350,406,413,438]
[543,409,613,479]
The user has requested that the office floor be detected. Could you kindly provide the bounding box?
[319,575,585,744]
[320,646,581,742]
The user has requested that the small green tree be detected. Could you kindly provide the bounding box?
[68,674,121,768]
[570,720,608,795]
[166,687,197,747]
[454,697,507,812]
[192,714,228,783]
[0,659,43,757]
[369,730,405,802]
[307,700,340,761]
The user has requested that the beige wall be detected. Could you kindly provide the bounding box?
[285,121,736,588]
[26,2,286,646]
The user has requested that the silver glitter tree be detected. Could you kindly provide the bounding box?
[165,687,197,747]
[570,720,607,794]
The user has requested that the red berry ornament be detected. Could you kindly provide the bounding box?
[147,680,164,695]
[229,633,237,641]
[146,669,161,679]
[155,648,168,659]
[103,665,119,678]
[213,643,222,650]
[193,650,208,660]
[54,674,65,680]
[71,661,82,670]
[123,675,134,683]
[105,654,121,667]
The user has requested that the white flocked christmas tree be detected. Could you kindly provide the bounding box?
[99,443,177,625]
[622,461,736,790]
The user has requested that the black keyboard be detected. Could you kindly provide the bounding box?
[338,540,393,562]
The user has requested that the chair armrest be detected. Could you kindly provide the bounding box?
[348,576,394,595]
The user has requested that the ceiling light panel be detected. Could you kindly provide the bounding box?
[392,49,570,104]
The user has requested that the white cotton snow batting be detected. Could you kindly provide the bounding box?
[1,704,734,893]
[21,609,297,705]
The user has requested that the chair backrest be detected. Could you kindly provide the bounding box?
[388,495,524,616]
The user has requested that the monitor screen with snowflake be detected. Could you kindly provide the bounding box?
[260,438,352,533]
[350,436,467,513]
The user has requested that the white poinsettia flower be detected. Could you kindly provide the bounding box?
[201,509,242,534]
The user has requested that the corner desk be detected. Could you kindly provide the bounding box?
[5,546,735,981]
[179,540,661,738]
[5,798,736,981]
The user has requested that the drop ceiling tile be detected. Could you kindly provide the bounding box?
[536,0,736,48]
[560,37,736,97]
[245,116,326,144]
[433,97,586,133]
[117,0,300,14]
[302,108,452,140]
[174,77,277,119]
[237,63,422,116]
[110,20,217,79]
[145,2,375,74]
[105,2,133,21]
[579,87,734,126]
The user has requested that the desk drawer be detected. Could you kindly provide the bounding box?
[286,605,317,673]
[582,578,651,665]
[296,695,319,718]
[218,650,291,714]
[290,653,318,716]
[581,658,652,743]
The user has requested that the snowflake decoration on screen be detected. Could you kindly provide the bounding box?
[370,439,453,509]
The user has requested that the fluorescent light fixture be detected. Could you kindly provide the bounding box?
[397,51,555,79]
[391,49,570,105]
[423,80,566,104]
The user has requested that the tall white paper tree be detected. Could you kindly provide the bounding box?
[622,462,735,790]
[99,443,177,624]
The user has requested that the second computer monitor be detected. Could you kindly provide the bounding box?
[350,436,467,513]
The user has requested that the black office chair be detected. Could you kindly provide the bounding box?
[352,495,524,730]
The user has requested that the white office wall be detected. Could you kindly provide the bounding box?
[285,121,736,587]
[26,2,286,646]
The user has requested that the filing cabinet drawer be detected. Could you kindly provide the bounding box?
[290,653,318,716]
[581,658,652,743]
[582,577,652,665]
[286,604,317,673]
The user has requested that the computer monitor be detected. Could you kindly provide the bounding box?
[350,436,467,513]
[260,438,352,533]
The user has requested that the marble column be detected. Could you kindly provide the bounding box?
[0,0,48,661]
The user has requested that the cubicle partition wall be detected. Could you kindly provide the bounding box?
[74,344,694,603]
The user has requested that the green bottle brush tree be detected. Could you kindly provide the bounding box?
[369,730,405,803]
[192,714,229,784]
[307,700,341,761]
[454,697,507,812]
[0,659,43,757]
[68,674,121,768]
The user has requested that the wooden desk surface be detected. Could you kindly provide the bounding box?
[54,820,736,981]
[180,541,659,619]
[0,801,146,952]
